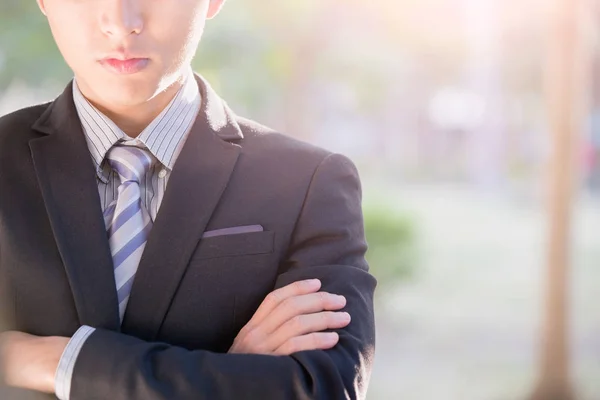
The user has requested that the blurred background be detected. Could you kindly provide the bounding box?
[1,0,599,399]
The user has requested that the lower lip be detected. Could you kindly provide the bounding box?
[99,58,149,75]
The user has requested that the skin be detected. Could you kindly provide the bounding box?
[38,0,225,136]
[0,0,350,394]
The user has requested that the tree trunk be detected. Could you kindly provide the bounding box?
[529,0,589,399]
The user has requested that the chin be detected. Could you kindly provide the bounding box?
[75,65,174,110]
[101,77,160,107]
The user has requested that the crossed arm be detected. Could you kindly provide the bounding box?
[0,153,376,399]
[1,276,370,398]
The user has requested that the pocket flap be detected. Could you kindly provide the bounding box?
[193,231,275,260]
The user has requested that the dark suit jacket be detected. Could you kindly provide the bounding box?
[0,76,376,400]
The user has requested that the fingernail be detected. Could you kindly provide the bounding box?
[336,295,346,306]
[325,332,338,343]
[339,312,351,322]
[306,279,320,287]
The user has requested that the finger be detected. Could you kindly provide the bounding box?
[273,332,340,356]
[247,279,322,328]
[260,292,346,335]
[265,311,350,351]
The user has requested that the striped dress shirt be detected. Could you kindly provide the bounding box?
[54,68,201,400]
[74,69,201,220]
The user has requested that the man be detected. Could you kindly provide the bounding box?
[0,0,376,399]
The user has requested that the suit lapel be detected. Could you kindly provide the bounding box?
[29,83,121,331]
[121,76,243,340]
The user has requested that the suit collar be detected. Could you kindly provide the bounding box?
[30,73,244,336]
[195,73,244,142]
[71,68,203,183]
[31,72,244,142]
[29,83,122,331]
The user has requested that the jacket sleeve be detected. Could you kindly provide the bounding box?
[69,153,377,400]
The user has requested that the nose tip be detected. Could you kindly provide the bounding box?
[102,18,143,37]
[100,0,144,37]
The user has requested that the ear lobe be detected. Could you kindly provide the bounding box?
[206,0,225,20]
[36,0,47,16]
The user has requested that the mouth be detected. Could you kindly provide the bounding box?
[98,58,149,75]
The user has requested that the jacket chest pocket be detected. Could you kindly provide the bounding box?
[157,231,278,351]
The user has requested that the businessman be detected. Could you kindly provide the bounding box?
[0,0,376,399]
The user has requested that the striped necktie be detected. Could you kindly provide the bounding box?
[103,145,154,322]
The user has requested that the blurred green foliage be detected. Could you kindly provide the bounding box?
[0,1,69,88]
[363,202,417,288]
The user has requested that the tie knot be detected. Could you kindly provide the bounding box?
[106,145,153,184]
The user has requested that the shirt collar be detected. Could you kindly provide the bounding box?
[72,68,201,183]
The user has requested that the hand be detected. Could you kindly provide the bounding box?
[229,279,350,355]
[0,331,69,393]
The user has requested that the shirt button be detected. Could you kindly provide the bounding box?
[158,169,168,178]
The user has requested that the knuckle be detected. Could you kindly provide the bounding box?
[291,315,305,331]
[266,290,282,306]
[283,297,301,313]
[238,322,254,336]
[244,327,262,343]
[288,336,302,353]
[309,333,322,347]
[317,292,329,307]
[281,296,293,309]
[278,342,293,355]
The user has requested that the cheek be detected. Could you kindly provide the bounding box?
[48,15,96,68]
[181,14,208,60]
[152,6,207,54]
[148,25,201,74]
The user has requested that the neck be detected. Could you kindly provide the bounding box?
[94,87,181,138]
[93,83,183,138]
